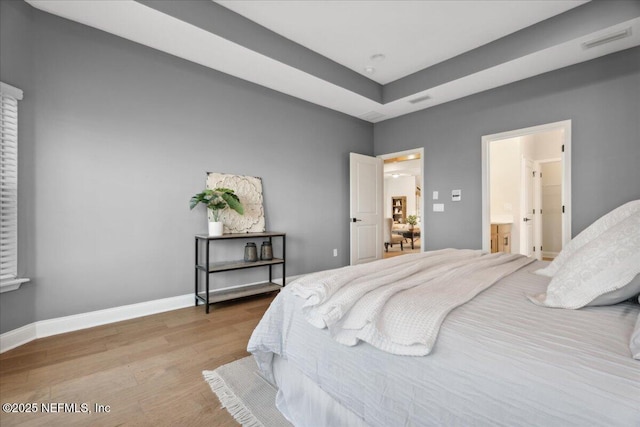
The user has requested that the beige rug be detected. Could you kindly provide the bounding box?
[203,356,292,427]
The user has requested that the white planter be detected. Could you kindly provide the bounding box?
[208,221,224,236]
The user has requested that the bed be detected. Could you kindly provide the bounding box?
[248,202,640,427]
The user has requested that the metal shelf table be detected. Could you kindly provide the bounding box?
[194,232,286,313]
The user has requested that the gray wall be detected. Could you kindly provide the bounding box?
[375,47,640,251]
[0,0,372,333]
[2,0,639,335]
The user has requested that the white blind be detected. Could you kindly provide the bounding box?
[0,82,24,285]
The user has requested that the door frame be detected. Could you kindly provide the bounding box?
[537,157,563,259]
[520,157,536,257]
[378,147,425,252]
[481,120,571,253]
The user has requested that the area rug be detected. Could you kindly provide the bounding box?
[203,356,293,427]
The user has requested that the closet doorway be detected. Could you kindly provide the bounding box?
[379,148,424,259]
[481,121,571,260]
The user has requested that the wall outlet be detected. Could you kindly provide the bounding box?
[333,248,338,257]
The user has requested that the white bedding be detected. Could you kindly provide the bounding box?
[291,249,534,355]
[248,259,640,427]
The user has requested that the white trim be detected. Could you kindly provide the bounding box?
[0,323,37,354]
[36,294,195,339]
[520,156,535,256]
[378,148,424,161]
[0,82,24,100]
[0,275,296,354]
[0,278,30,293]
[378,147,425,252]
[533,160,543,260]
[481,120,572,252]
[0,293,193,353]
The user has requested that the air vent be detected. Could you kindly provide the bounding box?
[582,28,632,50]
[408,95,431,104]
[360,111,385,122]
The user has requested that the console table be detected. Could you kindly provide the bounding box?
[194,232,286,313]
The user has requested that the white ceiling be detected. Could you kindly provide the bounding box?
[217,0,587,85]
[26,0,640,122]
[384,159,421,179]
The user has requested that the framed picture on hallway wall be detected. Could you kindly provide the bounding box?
[206,172,266,233]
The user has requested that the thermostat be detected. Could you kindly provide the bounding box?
[452,189,462,202]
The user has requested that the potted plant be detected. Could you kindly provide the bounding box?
[190,188,244,236]
[406,215,418,230]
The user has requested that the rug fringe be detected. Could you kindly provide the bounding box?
[203,370,265,427]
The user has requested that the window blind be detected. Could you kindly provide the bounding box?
[0,82,28,292]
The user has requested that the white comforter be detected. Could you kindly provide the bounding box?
[248,258,640,427]
[290,249,534,355]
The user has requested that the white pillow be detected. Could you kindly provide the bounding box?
[528,212,640,309]
[536,199,640,277]
[587,274,640,306]
[631,298,640,360]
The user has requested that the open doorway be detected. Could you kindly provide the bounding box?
[379,149,424,259]
[481,121,571,259]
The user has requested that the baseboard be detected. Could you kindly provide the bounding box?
[0,276,297,354]
[542,251,559,259]
[0,293,194,353]
[0,323,38,354]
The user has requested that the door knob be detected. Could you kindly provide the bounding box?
[351,218,363,222]
[523,217,531,222]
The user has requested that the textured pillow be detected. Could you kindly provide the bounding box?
[528,212,640,309]
[631,298,640,360]
[536,199,640,277]
[587,274,640,306]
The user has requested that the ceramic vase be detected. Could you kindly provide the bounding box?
[208,221,223,236]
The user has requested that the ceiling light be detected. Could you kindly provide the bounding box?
[364,66,376,74]
[370,53,386,62]
[582,28,632,49]
[392,174,400,178]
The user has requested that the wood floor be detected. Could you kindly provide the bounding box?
[383,239,421,259]
[0,293,277,427]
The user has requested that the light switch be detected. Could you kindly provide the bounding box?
[433,203,444,212]
[452,189,461,202]
[432,191,439,200]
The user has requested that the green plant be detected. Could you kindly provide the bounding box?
[190,188,244,222]
[406,215,418,226]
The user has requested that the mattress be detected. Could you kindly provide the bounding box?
[248,260,640,427]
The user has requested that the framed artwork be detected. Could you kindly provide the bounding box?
[206,172,265,233]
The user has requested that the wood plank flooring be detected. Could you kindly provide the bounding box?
[383,240,421,259]
[0,293,278,427]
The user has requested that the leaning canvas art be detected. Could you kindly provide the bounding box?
[206,172,266,233]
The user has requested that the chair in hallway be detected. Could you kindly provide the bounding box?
[384,218,404,252]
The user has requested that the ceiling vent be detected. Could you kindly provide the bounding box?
[408,94,431,104]
[360,111,386,122]
[582,28,632,50]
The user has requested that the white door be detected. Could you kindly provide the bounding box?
[350,153,383,265]
[521,158,537,258]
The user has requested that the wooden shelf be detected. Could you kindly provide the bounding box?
[196,282,282,305]
[391,196,407,223]
[195,231,285,240]
[196,258,284,273]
